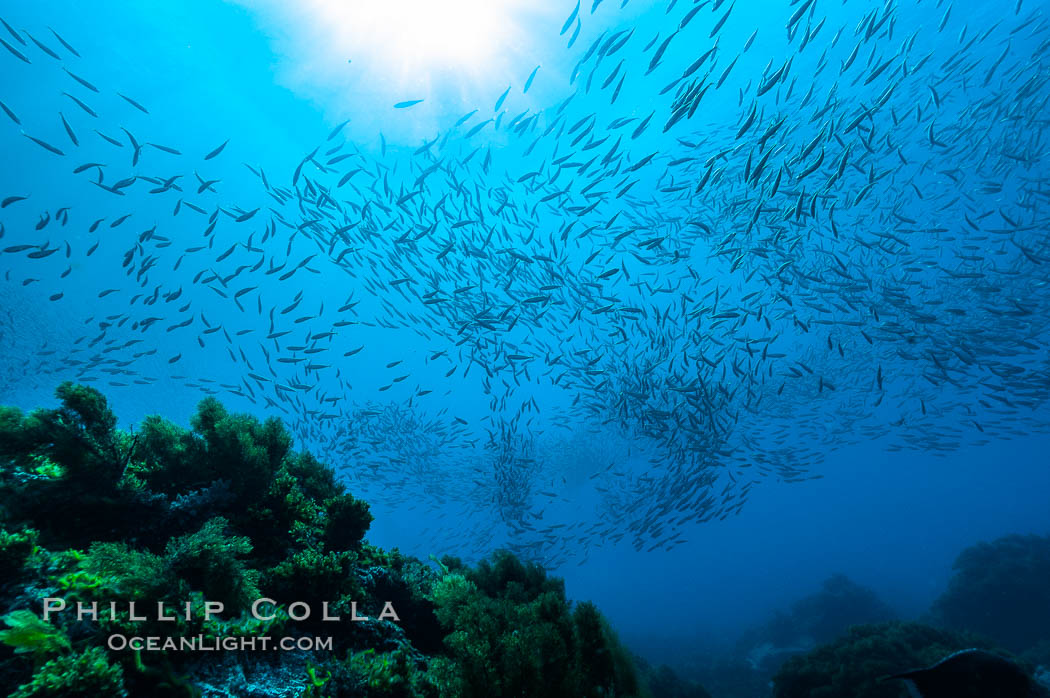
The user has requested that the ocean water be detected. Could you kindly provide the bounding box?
[1,0,1049,692]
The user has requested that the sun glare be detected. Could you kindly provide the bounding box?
[240,0,563,141]
[306,0,521,77]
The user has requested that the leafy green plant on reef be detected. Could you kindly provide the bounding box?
[323,493,374,551]
[300,660,332,698]
[263,547,360,608]
[0,383,157,549]
[348,648,423,697]
[0,526,39,586]
[426,550,645,698]
[15,382,124,486]
[78,517,261,615]
[162,516,260,614]
[79,542,167,601]
[26,455,64,480]
[301,647,432,698]
[10,646,127,698]
[1,383,374,558]
[0,610,71,662]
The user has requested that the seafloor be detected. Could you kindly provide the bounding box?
[2,384,1050,697]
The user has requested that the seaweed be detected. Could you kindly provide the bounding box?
[426,550,646,697]
[162,517,261,614]
[0,611,71,662]
[0,527,39,588]
[0,384,643,698]
[11,647,126,698]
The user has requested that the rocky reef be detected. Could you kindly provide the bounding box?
[771,621,1009,698]
[0,384,652,697]
[930,533,1050,654]
[769,534,1050,698]
[659,556,1050,698]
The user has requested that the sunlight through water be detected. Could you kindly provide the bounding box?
[312,0,522,73]
[236,0,565,143]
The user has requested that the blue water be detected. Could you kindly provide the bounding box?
[2,0,1049,682]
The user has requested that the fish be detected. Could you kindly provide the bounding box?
[494,85,511,112]
[63,67,98,92]
[118,92,149,113]
[63,92,98,117]
[0,35,31,63]
[149,142,182,155]
[567,17,582,48]
[394,99,423,109]
[0,17,25,46]
[561,0,581,36]
[204,139,229,160]
[710,2,733,37]
[25,32,60,60]
[23,134,65,156]
[0,99,19,124]
[58,112,78,146]
[524,65,540,93]
[48,27,80,57]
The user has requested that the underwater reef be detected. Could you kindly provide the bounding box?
[736,573,896,674]
[4,383,1049,698]
[930,533,1050,654]
[0,383,658,697]
[663,563,1050,698]
[667,574,898,695]
[770,621,1027,698]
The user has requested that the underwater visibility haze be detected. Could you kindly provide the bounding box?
[1,0,1050,695]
